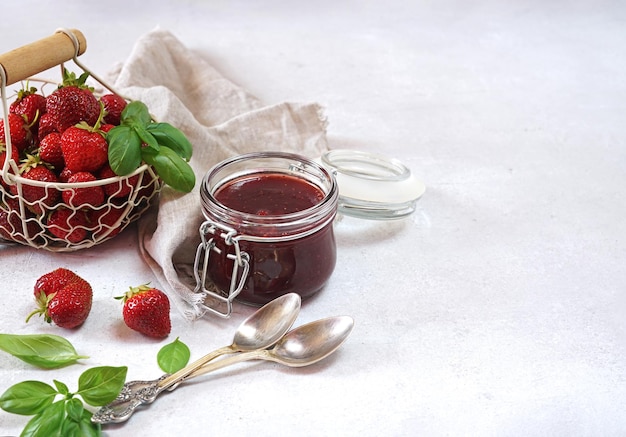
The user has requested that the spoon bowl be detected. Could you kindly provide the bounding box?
[270,315,355,367]
[159,292,301,388]
[231,292,302,351]
[186,315,355,379]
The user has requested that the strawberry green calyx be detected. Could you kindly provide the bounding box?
[15,85,39,100]
[75,101,107,137]
[19,153,53,174]
[60,68,93,92]
[115,283,153,304]
[25,292,56,324]
[20,110,41,129]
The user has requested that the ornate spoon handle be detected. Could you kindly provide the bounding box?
[91,375,170,424]
[91,345,234,424]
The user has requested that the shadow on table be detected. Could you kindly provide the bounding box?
[333,214,409,247]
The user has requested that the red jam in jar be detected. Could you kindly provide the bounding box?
[214,173,324,216]
[199,152,338,307]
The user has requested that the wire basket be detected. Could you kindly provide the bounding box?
[0,29,162,251]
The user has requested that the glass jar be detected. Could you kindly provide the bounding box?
[196,152,338,316]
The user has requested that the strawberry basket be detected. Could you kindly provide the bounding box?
[0,29,163,251]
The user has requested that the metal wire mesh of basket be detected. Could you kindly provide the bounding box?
[0,29,161,251]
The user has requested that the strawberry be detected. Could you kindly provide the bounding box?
[62,171,105,207]
[0,113,33,152]
[61,123,108,173]
[100,123,115,133]
[100,94,127,126]
[36,112,57,141]
[10,86,46,125]
[26,268,93,329]
[0,197,41,243]
[137,176,160,202]
[38,132,64,168]
[10,155,60,214]
[33,267,81,297]
[47,207,89,243]
[46,70,99,133]
[98,165,139,198]
[0,199,22,240]
[0,141,20,169]
[117,284,171,338]
[0,141,20,189]
[90,203,126,239]
[58,166,77,182]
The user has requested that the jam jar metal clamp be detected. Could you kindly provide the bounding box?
[193,220,250,318]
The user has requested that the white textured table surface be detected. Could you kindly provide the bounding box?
[1,1,625,436]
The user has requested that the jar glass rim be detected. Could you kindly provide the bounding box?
[201,151,338,228]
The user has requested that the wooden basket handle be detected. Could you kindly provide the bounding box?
[0,29,86,86]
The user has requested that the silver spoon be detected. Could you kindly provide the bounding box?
[91,293,301,424]
[160,292,301,389]
[92,315,354,425]
[185,315,354,378]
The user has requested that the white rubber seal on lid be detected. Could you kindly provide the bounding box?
[320,149,425,220]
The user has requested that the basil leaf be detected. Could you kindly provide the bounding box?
[0,380,57,415]
[0,333,88,369]
[20,399,66,437]
[107,125,142,176]
[157,337,191,373]
[142,146,196,193]
[76,366,127,407]
[76,408,101,437]
[134,124,160,151]
[147,122,193,160]
[64,398,84,422]
[120,100,151,126]
[53,380,69,396]
[60,419,81,437]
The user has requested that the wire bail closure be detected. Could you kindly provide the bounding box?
[193,220,250,318]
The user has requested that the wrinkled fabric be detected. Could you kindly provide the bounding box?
[108,29,328,319]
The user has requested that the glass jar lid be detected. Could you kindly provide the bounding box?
[319,149,425,220]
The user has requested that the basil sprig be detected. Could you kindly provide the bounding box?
[107,101,196,193]
[0,366,127,437]
[0,333,88,369]
[157,337,190,374]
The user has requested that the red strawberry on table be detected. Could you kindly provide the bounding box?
[34,267,81,297]
[26,268,93,329]
[61,122,109,173]
[62,171,105,207]
[117,284,171,338]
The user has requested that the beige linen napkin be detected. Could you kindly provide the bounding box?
[108,29,328,319]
